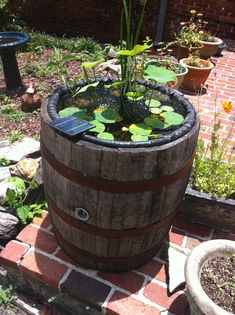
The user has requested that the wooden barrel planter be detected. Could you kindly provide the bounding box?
[41,81,200,272]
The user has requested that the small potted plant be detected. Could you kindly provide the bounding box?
[176,9,203,60]
[179,52,214,92]
[199,31,223,59]
[185,239,235,315]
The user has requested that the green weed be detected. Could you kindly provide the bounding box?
[7,131,24,144]
[0,285,17,307]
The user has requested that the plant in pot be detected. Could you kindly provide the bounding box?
[179,52,214,92]
[181,99,235,229]
[199,18,223,59]
[185,239,235,315]
[176,9,203,60]
[40,0,200,272]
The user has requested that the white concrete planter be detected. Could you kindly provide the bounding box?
[200,37,223,59]
[185,239,235,315]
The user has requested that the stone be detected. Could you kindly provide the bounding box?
[10,158,39,181]
[0,138,40,163]
[24,159,45,204]
[98,59,121,76]
[0,211,19,240]
[0,166,11,182]
[107,47,117,59]
[168,247,187,293]
[0,140,10,148]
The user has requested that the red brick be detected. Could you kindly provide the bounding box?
[17,225,58,253]
[185,237,202,250]
[20,251,68,288]
[173,217,212,238]
[55,248,85,269]
[107,291,160,315]
[137,260,167,283]
[97,270,145,293]
[32,210,52,229]
[212,230,235,241]
[168,228,185,246]
[60,270,111,311]
[143,282,189,315]
[0,241,29,269]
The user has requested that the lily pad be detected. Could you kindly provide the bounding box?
[144,65,176,84]
[97,132,114,140]
[117,44,149,57]
[73,110,92,121]
[131,134,149,142]
[145,99,161,108]
[150,107,162,114]
[59,107,80,118]
[89,120,105,133]
[161,105,174,112]
[144,116,169,129]
[94,107,119,124]
[129,123,152,136]
[161,112,184,126]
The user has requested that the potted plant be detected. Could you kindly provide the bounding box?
[40,0,200,272]
[180,100,235,229]
[179,52,214,92]
[199,32,223,59]
[185,239,235,315]
[176,9,203,60]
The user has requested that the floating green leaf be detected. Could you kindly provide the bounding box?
[59,107,80,117]
[97,132,114,140]
[126,91,144,99]
[150,107,162,114]
[73,109,92,121]
[161,112,184,125]
[131,134,149,142]
[144,116,169,129]
[144,66,176,84]
[94,107,119,124]
[145,99,161,108]
[129,123,152,136]
[82,59,105,69]
[161,105,174,112]
[77,82,100,94]
[148,134,163,139]
[89,120,105,133]
[117,44,149,57]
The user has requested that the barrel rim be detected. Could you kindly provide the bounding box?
[44,78,199,148]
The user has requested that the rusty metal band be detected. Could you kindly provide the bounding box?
[41,141,194,193]
[53,225,167,266]
[47,193,180,238]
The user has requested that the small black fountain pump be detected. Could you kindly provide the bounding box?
[0,32,30,91]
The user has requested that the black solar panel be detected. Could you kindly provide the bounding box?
[48,116,94,137]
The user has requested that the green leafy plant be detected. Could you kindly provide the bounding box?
[0,102,26,123]
[7,131,24,144]
[187,52,202,67]
[191,100,235,199]
[2,176,46,225]
[0,284,17,307]
[176,9,203,48]
[0,156,10,166]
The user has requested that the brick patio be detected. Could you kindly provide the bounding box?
[0,210,234,315]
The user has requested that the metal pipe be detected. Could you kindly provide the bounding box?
[154,0,169,46]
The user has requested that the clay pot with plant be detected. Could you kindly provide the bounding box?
[185,239,235,315]
[176,9,204,60]
[179,52,214,92]
[41,0,200,272]
[199,31,223,59]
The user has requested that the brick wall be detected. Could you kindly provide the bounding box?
[14,0,235,42]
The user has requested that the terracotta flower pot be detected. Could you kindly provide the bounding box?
[179,58,214,92]
[200,37,223,59]
[177,44,203,60]
[185,239,235,315]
